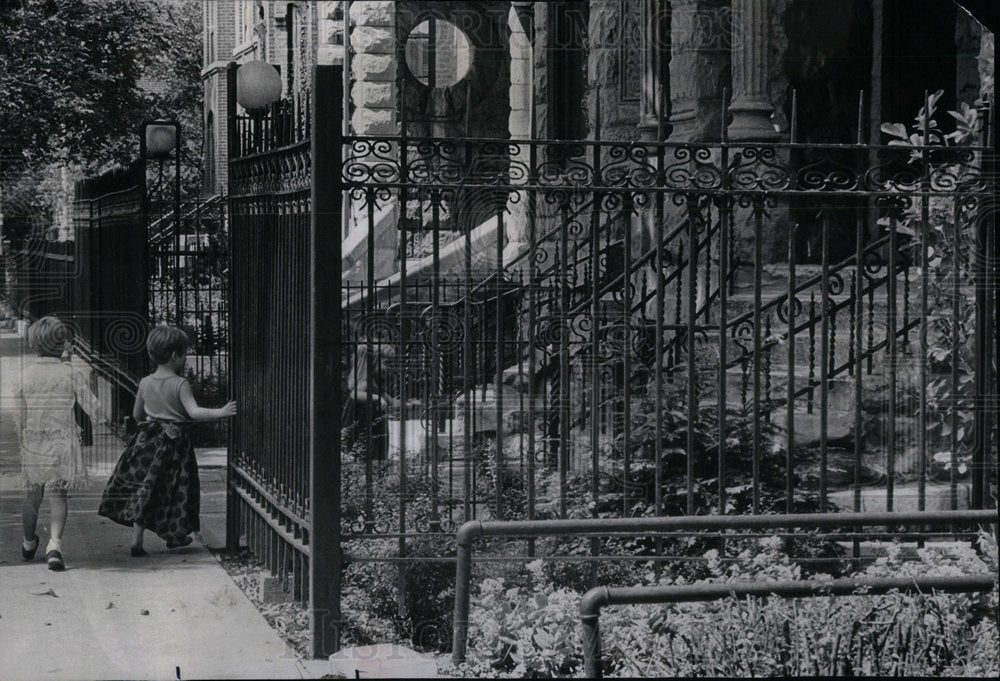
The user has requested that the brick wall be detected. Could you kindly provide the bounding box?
[202,0,237,196]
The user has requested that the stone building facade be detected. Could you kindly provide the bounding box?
[202,1,994,272]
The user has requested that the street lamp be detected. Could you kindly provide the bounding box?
[140,120,182,327]
[236,60,282,112]
[144,123,178,158]
[235,61,282,152]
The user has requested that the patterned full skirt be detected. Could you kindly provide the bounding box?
[98,420,200,543]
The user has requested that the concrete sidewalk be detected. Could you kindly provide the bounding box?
[0,333,326,680]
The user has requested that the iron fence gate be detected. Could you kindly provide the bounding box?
[227,61,996,655]
[146,193,229,446]
[226,64,343,657]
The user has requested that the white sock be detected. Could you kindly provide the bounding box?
[45,537,62,554]
[22,536,38,551]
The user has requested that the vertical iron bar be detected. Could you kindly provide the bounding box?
[364,191,377,529]
[887,209,898,511]
[867,284,875,375]
[590,205,603,570]
[786,223,797,515]
[654,120,665,529]
[591,91,603,584]
[622,193,633,485]
[396,133,412,618]
[903,259,911,352]
[559,199,571,518]
[718,93,730,516]
[752,201,763,514]
[495,208,505,519]
[820,214,830,507]
[950,202,960,512]
[173,124,183,327]
[463,168,474,522]
[526,139,538,555]
[431,190,442,529]
[918,91,930,514]
[686,195,698,515]
[808,292,816,414]
[853,102,866,569]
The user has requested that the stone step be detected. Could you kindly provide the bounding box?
[829,482,971,512]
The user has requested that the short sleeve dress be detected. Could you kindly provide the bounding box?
[97,374,200,544]
[17,357,102,490]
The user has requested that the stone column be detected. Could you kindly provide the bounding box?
[349,1,398,137]
[638,0,670,135]
[727,0,779,140]
[344,1,399,281]
[668,0,731,142]
[506,6,532,248]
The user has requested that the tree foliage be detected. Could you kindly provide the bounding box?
[0,0,202,172]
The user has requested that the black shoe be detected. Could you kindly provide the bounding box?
[129,545,147,557]
[21,535,38,561]
[46,550,65,571]
[165,535,193,549]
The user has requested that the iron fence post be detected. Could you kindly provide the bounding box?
[225,61,241,554]
[309,63,344,659]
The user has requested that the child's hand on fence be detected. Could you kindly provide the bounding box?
[221,401,237,417]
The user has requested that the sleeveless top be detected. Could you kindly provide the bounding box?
[139,374,190,438]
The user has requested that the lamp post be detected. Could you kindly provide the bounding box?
[236,60,282,152]
[140,120,181,326]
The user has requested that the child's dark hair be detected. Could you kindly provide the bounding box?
[147,325,190,365]
[28,316,72,358]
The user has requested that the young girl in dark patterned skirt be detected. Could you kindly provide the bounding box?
[98,325,236,556]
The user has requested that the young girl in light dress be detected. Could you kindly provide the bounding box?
[98,325,236,556]
[18,316,104,571]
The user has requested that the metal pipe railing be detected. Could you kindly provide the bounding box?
[451,509,998,663]
[579,574,999,678]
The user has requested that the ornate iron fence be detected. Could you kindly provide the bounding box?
[339,94,997,556]
[227,64,996,655]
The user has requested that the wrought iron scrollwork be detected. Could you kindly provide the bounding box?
[776,295,803,324]
[729,147,792,191]
[796,155,859,191]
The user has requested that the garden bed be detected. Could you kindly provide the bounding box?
[445,533,999,678]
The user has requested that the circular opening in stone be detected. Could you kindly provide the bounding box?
[404,19,472,88]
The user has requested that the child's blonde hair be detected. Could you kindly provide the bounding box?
[147,325,190,365]
[28,316,71,358]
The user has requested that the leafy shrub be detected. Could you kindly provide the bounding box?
[880,91,995,488]
[339,461,458,653]
[341,534,456,653]
[450,533,999,678]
